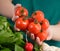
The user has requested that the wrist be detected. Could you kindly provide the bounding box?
[47,25,54,40]
[51,25,60,41]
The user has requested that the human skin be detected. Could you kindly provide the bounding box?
[0,0,60,45]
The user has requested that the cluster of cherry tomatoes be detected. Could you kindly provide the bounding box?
[14,5,49,51]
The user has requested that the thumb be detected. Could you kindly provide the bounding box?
[30,33,35,40]
[14,24,20,31]
[36,37,42,45]
[15,4,21,9]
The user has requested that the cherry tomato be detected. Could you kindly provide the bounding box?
[36,31,48,41]
[15,17,29,30]
[15,6,28,17]
[28,22,41,35]
[25,42,33,51]
[32,10,44,22]
[41,19,49,30]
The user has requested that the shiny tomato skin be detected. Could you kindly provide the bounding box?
[15,17,29,30]
[36,31,48,41]
[25,42,33,51]
[15,6,28,17]
[28,22,41,35]
[15,6,22,16]
[41,19,49,30]
[28,18,34,23]
[22,7,28,17]
[32,10,44,22]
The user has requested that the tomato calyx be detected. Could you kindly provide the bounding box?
[34,19,38,24]
[34,12,37,15]
[21,9,24,13]
[22,17,28,21]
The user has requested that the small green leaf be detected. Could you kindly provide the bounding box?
[1,48,11,51]
[0,24,4,30]
[34,43,43,51]
[0,16,7,22]
[15,44,24,51]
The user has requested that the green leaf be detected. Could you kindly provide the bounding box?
[0,30,17,44]
[15,44,24,51]
[0,24,4,30]
[0,16,7,22]
[15,32,23,40]
[1,48,11,51]
[0,16,25,51]
[34,43,43,51]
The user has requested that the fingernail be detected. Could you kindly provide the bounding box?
[36,37,42,45]
[14,25,20,31]
[15,16,19,19]
[16,4,21,6]
[31,33,34,36]
[36,37,40,40]
[31,33,35,40]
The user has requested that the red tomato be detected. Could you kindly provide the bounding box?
[22,7,28,17]
[28,18,34,23]
[15,6,22,16]
[32,10,44,22]
[15,17,29,30]
[15,6,28,17]
[25,42,33,51]
[28,22,41,35]
[36,31,48,41]
[41,19,49,30]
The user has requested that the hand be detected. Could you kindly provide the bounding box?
[14,23,53,45]
[14,24,20,31]
[26,31,43,45]
[42,42,60,51]
[14,25,53,45]
[12,4,21,21]
[47,22,60,41]
[29,26,53,45]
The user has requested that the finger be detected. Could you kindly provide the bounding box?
[26,31,30,37]
[36,37,43,45]
[15,4,21,9]
[14,24,20,31]
[30,33,35,40]
[12,16,19,21]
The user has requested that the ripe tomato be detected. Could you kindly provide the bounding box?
[15,17,29,30]
[36,31,48,41]
[15,6,22,16]
[15,6,28,17]
[22,7,28,17]
[25,42,33,51]
[28,22,41,35]
[28,18,34,23]
[32,10,44,22]
[41,19,49,30]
